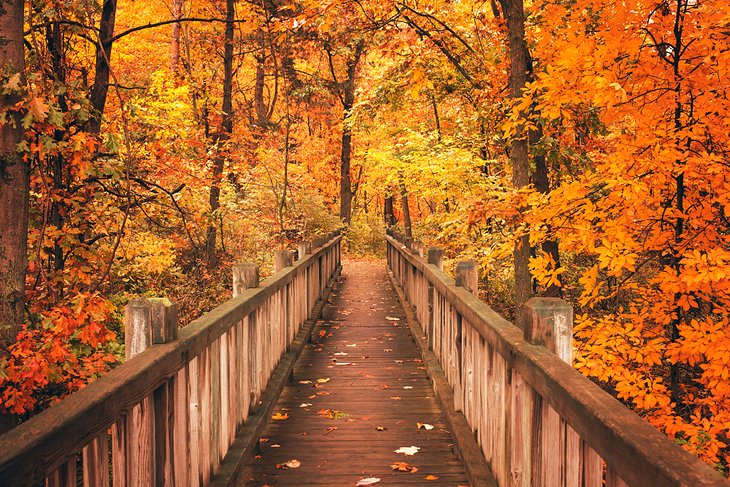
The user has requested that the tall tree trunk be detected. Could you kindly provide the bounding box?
[338,41,364,225]
[46,22,70,302]
[254,29,269,126]
[0,0,28,349]
[171,0,183,73]
[205,0,234,265]
[399,179,412,239]
[88,0,117,134]
[384,196,396,227]
[499,0,532,309]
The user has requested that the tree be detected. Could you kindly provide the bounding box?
[0,0,28,349]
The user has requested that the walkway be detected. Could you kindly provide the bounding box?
[240,260,470,486]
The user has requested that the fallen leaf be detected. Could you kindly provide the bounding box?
[259,438,269,443]
[390,396,402,400]
[334,362,352,366]
[317,409,349,419]
[376,426,387,431]
[317,378,330,383]
[275,459,301,469]
[271,412,289,420]
[334,352,348,356]
[384,349,393,352]
[299,380,312,384]
[403,386,413,390]
[417,423,434,430]
[346,343,357,347]
[271,444,281,448]
[356,478,380,486]
[425,475,439,480]
[300,403,312,408]
[386,316,400,321]
[395,360,404,364]
[394,446,420,456]
[391,462,418,473]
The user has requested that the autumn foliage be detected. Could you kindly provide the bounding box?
[0,0,729,475]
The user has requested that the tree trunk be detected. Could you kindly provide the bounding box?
[254,29,269,126]
[0,0,28,348]
[205,0,234,265]
[384,196,396,227]
[88,0,117,134]
[399,179,412,240]
[338,41,364,225]
[499,0,532,308]
[171,0,183,73]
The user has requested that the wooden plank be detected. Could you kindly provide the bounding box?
[152,380,174,487]
[111,418,126,487]
[199,347,212,485]
[82,431,109,487]
[219,333,230,462]
[188,355,201,485]
[582,440,603,487]
[45,457,76,487]
[127,397,153,486]
[172,366,190,487]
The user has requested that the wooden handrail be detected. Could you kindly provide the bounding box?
[386,234,727,487]
[0,232,342,486]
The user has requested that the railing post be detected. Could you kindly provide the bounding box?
[426,247,444,350]
[427,247,444,270]
[413,241,424,258]
[518,298,579,485]
[233,263,259,297]
[275,249,293,272]
[519,298,573,362]
[298,240,312,260]
[455,260,478,296]
[122,297,179,486]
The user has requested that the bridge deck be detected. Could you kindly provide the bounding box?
[240,260,470,486]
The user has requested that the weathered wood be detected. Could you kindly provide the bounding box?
[455,260,478,295]
[152,381,172,487]
[209,263,341,487]
[274,249,293,272]
[111,419,126,487]
[388,265,497,487]
[239,262,475,487]
[82,432,108,487]
[519,297,573,362]
[582,442,603,487]
[45,458,75,487]
[125,298,152,359]
[172,366,189,487]
[297,241,312,259]
[427,247,444,270]
[233,263,259,297]
[385,235,727,487]
[127,398,154,486]
[149,298,178,344]
[0,238,342,487]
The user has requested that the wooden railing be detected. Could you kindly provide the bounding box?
[386,232,726,487]
[0,232,342,487]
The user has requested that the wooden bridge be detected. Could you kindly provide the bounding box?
[0,232,726,486]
